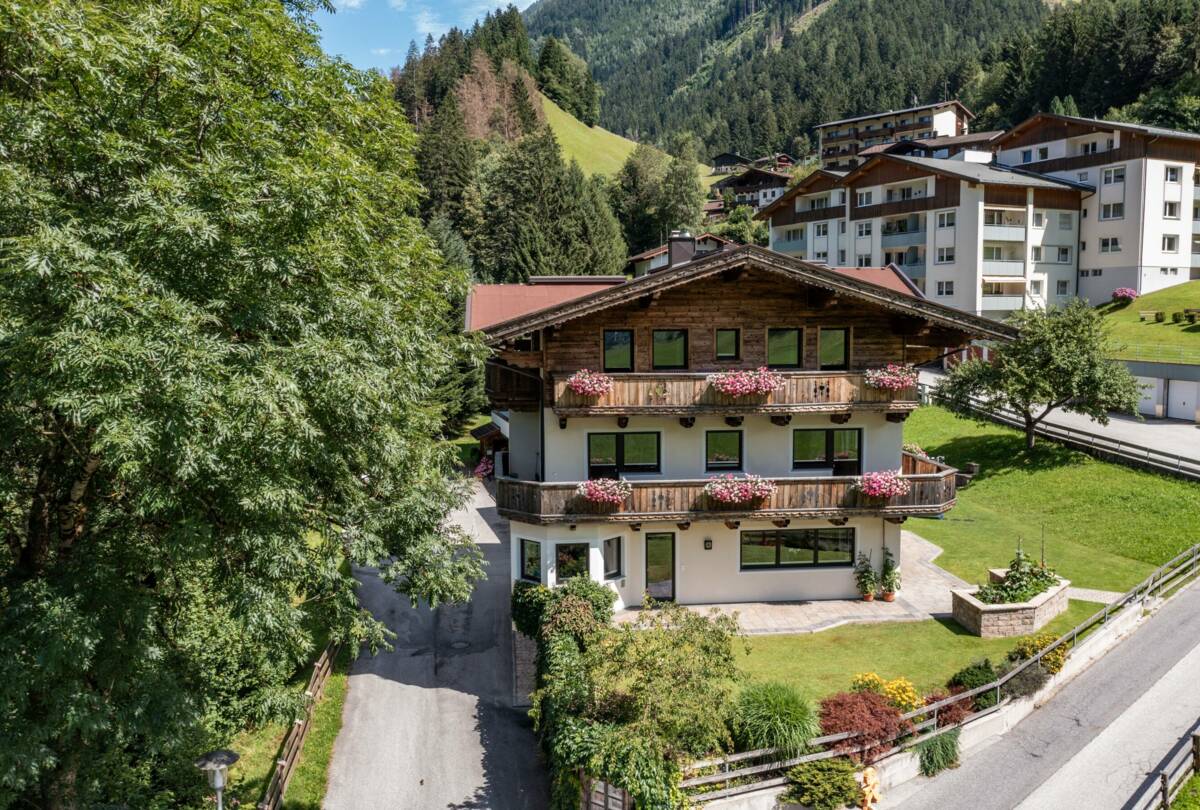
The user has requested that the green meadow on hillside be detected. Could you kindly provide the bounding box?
[1098,281,1200,364]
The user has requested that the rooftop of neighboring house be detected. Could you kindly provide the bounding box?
[853,153,1093,190]
[711,166,792,190]
[465,276,627,332]
[817,100,975,131]
[472,245,1015,343]
[996,112,1200,147]
[625,232,733,264]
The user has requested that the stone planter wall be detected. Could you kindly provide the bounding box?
[951,571,1070,638]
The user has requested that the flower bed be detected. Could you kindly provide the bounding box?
[1111,287,1138,303]
[707,367,785,397]
[703,474,777,504]
[473,456,494,479]
[864,364,918,391]
[856,471,910,499]
[565,369,614,397]
[575,478,631,506]
[951,571,1070,638]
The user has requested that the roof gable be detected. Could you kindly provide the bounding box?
[755,169,845,220]
[995,112,1200,150]
[479,246,1015,343]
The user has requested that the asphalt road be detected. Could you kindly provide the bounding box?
[324,484,548,810]
[888,579,1200,810]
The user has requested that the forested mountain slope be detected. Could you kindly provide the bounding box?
[525,0,1047,153]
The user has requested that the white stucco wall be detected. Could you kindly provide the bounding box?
[506,409,541,481]
[510,516,903,609]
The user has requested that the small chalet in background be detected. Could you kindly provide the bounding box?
[712,167,792,211]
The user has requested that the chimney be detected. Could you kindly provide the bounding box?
[667,230,697,269]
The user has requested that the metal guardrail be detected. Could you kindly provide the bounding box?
[1128,722,1200,810]
[916,382,1200,482]
[1112,343,1200,364]
[682,542,1200,803]
[258,642,341,810]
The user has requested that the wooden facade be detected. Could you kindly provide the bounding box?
[550,371,917,416]
[495,453,957,524]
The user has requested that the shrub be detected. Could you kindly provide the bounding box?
[947,659,998,710]
[1173,311,1185,323]
[557,576,617,626]
[512,580,552,638]
[853,553,878,596]
[1156,311,1166,323]
[1008,632,1067,675]
[1111,287,1138,303]
[924,688,971,727]
[1000,661,1051,700]
[880,547,901,595]
[731,682,819,757]
[916,728,960,777]
[541,593,603,642]
[782,758,859,810]
[975,547,1058,605]
[819,691,911,764]
[850,672,921,713]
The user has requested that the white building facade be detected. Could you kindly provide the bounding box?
[815,100,974,170]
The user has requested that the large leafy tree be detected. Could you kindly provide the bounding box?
[0,1,484,807]
[936,302,1142,449]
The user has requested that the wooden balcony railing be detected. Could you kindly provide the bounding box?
[551,372,918,416]
[496,453,956,524]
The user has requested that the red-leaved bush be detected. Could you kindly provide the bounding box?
[924,687,972,728]
[818,690,912,764]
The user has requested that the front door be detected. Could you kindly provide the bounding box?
[645,533,675,602]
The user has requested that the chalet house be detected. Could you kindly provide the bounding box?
[626,232,733,276]
[711,152,751,173]
[712,167,792,211]
[471,245,1013,607]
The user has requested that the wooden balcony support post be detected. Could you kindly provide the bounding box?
[679,417,695,428]
[724,520,740,530]
[770,415,792,427]
[830,413,852,425]
[885,412,909,423]
[724,415,744,427]
[617,416,629,429]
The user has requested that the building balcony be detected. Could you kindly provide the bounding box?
[496,453,957,525]
[772,237,807,254]
[982,224,1026,242]
[881,229,926,248]
[981,294,1026,310]
[982,259,1026,277]
[550,372,919,417]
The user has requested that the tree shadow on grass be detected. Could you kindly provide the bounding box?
[922,431,1081,482]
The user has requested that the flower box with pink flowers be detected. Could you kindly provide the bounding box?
[565,369,614,398]
[575,478,632,507]
[855,471,911,500]
[863,364,919,392]
[706,367,785,398]
[703,474,778,506]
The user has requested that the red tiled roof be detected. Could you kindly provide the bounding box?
[827,265,924,299]
[466,277,627,331]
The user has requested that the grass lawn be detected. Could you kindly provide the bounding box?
[1097,280,1200,364]
[1175,774,1200,809]
[452,413,491,468]
[542,93,715,186]
[905,406,1200,592]
[226,645,353,808]
[739,600,1101,699]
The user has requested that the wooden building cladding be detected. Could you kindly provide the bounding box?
[842,159,961,221]
[999,118,1200,174]
[537,268,961,383]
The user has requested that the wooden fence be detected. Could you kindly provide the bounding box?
[1127,723,1200,809]
[258,642,341,810]
[680,542,1200,803]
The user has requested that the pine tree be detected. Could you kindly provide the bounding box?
[417,96,477,229]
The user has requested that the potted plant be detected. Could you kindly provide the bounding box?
[880,547,900,602]
[706,367,785,397]
[565,369,614,398]
[854,552,878,602]
[703,474,777,506]
[863,364,919,391]
[855,470,911,502]
[575,478,632,508]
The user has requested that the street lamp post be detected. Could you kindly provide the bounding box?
[194,749,240,810]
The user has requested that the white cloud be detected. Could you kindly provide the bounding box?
[388,0,407,9]
[371,47,396,56]
[336,0,366,9]
[414,7,446,36]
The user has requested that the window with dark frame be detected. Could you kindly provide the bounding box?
[792,429,861,475]
[603,329,634,372]
[652,329,688,370]
[739,528,855,569]
[520,538,541,582]
[818,328,849,371]
[715,328,741,360]
[603,537,622,579]
[556,542,590,580]
[767,328,801,368]
[587,432,661,479]
[705,430,743,471]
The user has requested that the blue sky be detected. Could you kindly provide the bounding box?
[318,0,536,73]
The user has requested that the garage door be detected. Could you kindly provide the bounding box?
[1167,380,1199,421]
[1135,376,1161,417]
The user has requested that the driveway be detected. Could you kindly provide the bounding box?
[324,483,548,810]
[885,580,1200,809]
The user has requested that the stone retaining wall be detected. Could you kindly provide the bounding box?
[951,571,1070,638]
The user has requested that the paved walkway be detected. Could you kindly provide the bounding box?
[324,484,548,810]
[920,368,1200,462]
[615,531,969,634]
[885,579,1200,810]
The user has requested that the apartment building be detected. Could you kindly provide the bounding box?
[816,100,974,170]
[471,245,1012,607]
[993,113,1200,301]
[760,152,1088,321]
